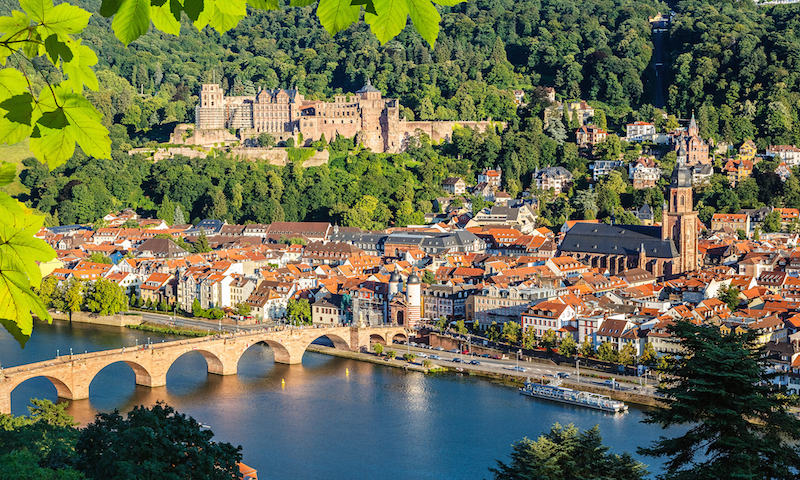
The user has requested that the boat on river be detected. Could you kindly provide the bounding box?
[519,381,628,413]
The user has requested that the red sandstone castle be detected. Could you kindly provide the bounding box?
[194,80,499,153]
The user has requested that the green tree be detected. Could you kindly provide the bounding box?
[639,342,657,367]
[84,279,128,316]
[618,343,637,366]
[522,328,537,350]
[386,350,397,360]
[717,285,741,311]
[579,338,595,357]
[490,423,647,480]
[373,343,384,356]
[258,133,275,148]
[75,403,242,480]
[286,298,311,325]
[455,319,468,334]
[191,298,203,318]
[64,279,84,318]
[88,253,112,265]
[37,276,60,310]
[763,210,782,232]
[502,321,521,344]
[236,303,251,317]
[403,353,416,363]
[640,320,800,479]
[541,329,557,350]
[194,230,212,253]
[559,334,577,357]
[597,342,618,363]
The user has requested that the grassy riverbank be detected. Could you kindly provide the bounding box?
[126,322,213,337]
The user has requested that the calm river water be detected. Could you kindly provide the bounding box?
[1,321,676,479]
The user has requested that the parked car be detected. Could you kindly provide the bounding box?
[448,349,459,354]
[490,355,501,360]
[416,353,428,358]
[430,355,442,360]
[512,366,527,372]
[557,372,570,379]
[461,351,471,355]
[469,360,481,365]
[451,358,462,363]
[604,379,616,387]
[435,347,445,351]
[481,354,491,358]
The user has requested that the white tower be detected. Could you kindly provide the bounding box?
[406,273,421,328]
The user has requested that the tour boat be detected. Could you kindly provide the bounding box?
[519,381,628,413]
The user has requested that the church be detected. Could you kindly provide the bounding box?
[674,112,710,165]
[559,155,699,278]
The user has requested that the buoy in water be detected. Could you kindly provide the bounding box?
[281,379,285,388]
[346,368,349,375]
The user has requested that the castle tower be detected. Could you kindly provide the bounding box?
[196,84,226,129]
[406,272,422,328]
[661,153,699,275]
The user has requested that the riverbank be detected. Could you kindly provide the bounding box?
[308,345,664,408]
[305,345,436,373]
[126,322,213,337]
[48,311,142,327]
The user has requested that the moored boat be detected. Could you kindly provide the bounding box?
[519,381,628,413]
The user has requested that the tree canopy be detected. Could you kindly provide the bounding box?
[640,319,800,479]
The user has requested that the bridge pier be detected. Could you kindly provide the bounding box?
[137,372,166,388]
[0,392,10,415]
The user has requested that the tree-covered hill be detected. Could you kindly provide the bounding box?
[667,0,800,149]
[0,0,666,130]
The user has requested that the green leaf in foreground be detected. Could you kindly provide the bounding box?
[112,0,151,44]
[0,193,55,346]
[318,0,360,36]
[0,162,15,186]
[365,0,409,44]
[406,0,438,47]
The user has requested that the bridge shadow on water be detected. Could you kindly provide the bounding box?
[11,335,367,425]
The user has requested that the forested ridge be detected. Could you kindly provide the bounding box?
[4,0,800,232]
[667,1,800,149]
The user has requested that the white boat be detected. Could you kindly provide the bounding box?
[519,381,628,413]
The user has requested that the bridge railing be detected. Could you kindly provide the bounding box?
[1,325,400,376]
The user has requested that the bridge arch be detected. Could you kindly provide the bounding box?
[87,359,156,390]
[166,348,229,377]
[369,333,387,346]
[9,375,73,404]
[307,333,351,351]
[243,338,295,365]
[391,332,408,343]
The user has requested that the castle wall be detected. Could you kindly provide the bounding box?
[398,120,504,148]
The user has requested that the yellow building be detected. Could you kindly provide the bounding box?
[738,139,757,162]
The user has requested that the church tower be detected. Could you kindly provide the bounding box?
[661,152,699,275]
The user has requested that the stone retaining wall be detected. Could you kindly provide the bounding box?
[50,311,143,327]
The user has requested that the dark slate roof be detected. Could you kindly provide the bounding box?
[135,238,189,257]
[356,79,381,94]
[48,224,88,235]
[559,223,679,259]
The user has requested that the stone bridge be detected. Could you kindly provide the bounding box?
[0,325,408,414]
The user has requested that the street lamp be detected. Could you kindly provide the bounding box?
[575,356,580,382]
[56,349,59,359]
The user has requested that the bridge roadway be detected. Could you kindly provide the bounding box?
[0,325,407,415]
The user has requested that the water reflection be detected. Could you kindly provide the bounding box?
[2,323,678,479]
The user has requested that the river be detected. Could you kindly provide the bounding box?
[1,321,677,479]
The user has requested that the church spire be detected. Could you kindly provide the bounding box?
[689,110,698,136]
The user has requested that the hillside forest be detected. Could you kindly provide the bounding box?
[4,0,800,231]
